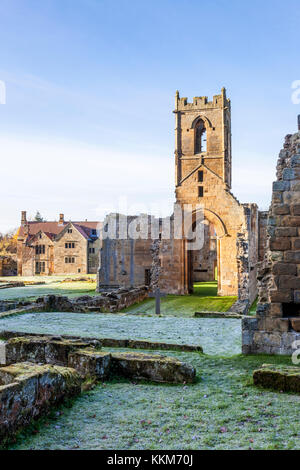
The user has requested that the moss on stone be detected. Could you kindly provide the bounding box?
[253,363,300,393]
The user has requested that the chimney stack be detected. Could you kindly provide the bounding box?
[59,213,64,225]
[21,211,27,226]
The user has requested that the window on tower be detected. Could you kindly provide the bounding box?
[195,119,207,154]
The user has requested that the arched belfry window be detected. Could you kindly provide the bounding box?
[195,119,207,154]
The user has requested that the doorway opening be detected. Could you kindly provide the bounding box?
[187,220,218,294]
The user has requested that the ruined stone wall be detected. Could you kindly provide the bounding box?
[97,214,186,295]
[0,363,82,445]
[258,211,268,262]
[243,127,300,354]
[98,238,153,288]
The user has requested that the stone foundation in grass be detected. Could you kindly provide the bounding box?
[4,336,101,367]
[111,351,196,384]
[0,362,82,445]
[68,349,112,380]
[194,311,243,319]
[253,364,300,393]
[0,333,197,385]
[0,330,203,353]
[0,332,197,446]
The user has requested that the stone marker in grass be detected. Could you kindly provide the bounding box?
[253,364,300,393]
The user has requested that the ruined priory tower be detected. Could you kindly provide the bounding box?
[174,89,258,302]
[174,87,232,192]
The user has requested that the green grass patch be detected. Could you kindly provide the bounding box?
[124,282,236,317]
[250,297,258,315]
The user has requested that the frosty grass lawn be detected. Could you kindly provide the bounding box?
[0,275,97,301]
[0,280,298,450]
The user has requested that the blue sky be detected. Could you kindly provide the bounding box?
[0,0,299,232]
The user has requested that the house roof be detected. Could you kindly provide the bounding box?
[19,220,102,243]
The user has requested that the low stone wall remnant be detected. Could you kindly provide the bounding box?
[0,362,82,446]
[0,332,197,446]
[253,364,300,393]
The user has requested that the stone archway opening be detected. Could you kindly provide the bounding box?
[185,209,231,297]
[187,220,218,294]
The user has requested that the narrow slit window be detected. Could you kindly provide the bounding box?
[198,186,204,197]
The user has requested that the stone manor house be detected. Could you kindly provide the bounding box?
[17,212,101,276]
[98,88,268,313]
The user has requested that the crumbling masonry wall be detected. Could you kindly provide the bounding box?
[243,126,300,354]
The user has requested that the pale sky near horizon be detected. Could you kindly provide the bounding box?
[0,0,300,233]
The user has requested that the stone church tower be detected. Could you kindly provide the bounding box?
[175,87,232,193]
[175,89,259,301]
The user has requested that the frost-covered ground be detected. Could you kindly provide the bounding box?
[1,282,298,451]
[8,351,300,451]
[0,276,97,301]
[0,312,241,356]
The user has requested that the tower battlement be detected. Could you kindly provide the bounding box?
[175,88,230,112]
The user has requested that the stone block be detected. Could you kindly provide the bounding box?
[290,155,300,167]
[269,303,283,317]
[111,352,196,384]
[284,251,300,263]
[273,181,290,192]
[291,205,300,216]
[270,238,291,251]
[273,263,297,276]
[253,364,300,393]
[282,168,295,180]
[4,336,97,366]
[269,288,292,303]
[264,318,289,332]
[281,216,300,227]
[273,204,290,215]
[279,275,300,290]
[291,318,300,332]
[272,192,283,204]
[293,239,300,250]
[68,349,112,379]
[275,227,297,237]
[290,181,300,191]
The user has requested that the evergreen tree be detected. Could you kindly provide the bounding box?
[34,211,43,222]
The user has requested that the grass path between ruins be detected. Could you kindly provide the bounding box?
[0,312,241,355]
